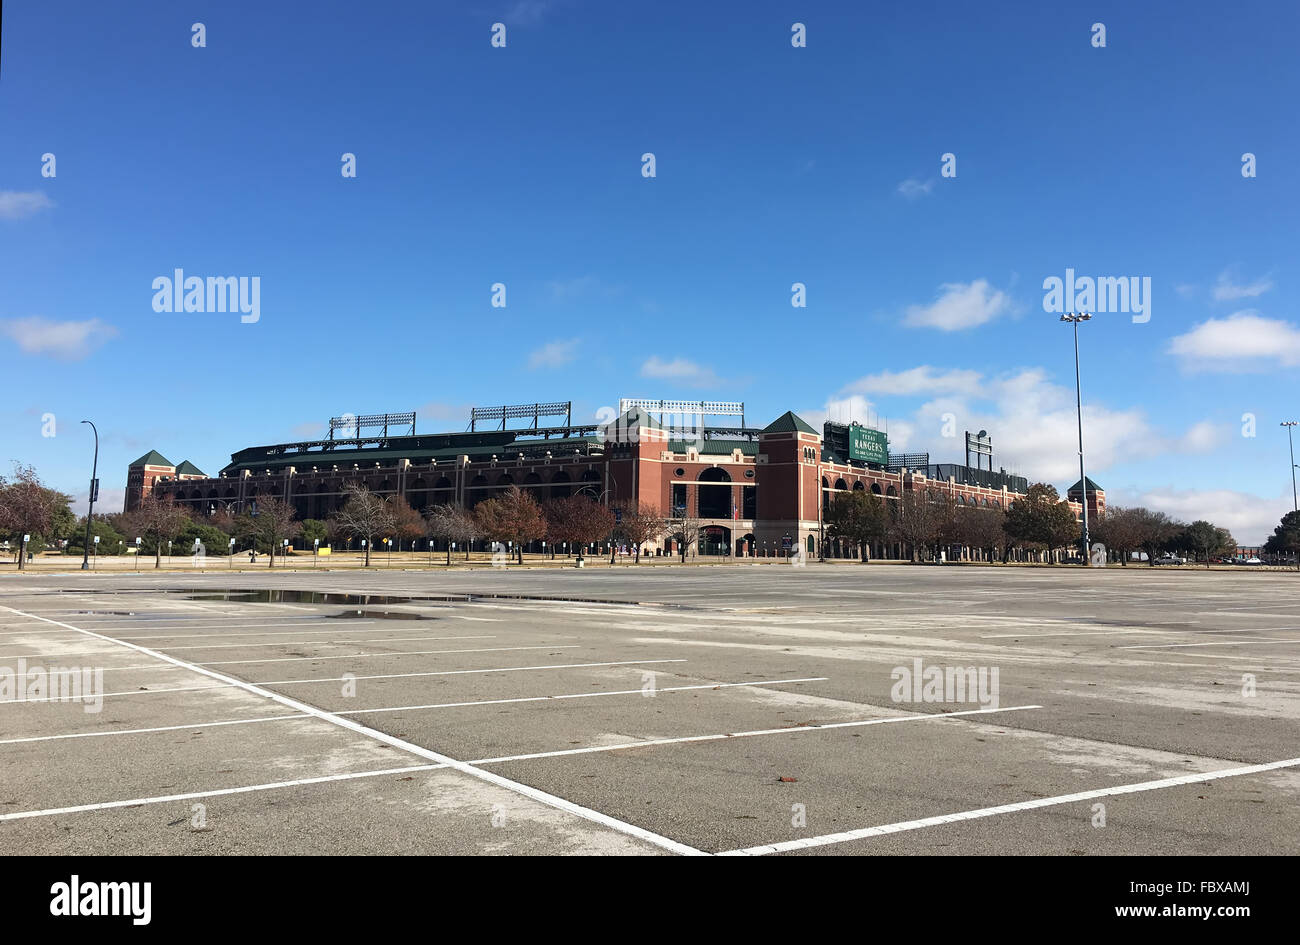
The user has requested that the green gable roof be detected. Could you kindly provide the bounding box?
[129,450,174,468]
[1067,477,1103,494]
[761,411,817,435]
[175,460,207,477]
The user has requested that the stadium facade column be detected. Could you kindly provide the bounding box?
[754,412,822,556]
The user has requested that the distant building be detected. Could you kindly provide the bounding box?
[133,401,1099,559]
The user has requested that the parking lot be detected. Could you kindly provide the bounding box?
[2,563,1297,855]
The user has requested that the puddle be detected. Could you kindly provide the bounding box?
[327,610,433,620]
[69,610,140,616]
[169,588,699,610]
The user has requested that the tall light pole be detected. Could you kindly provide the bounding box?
[1282,421,1299,511]
[1061,313,1092,562]
[80,420,99,570]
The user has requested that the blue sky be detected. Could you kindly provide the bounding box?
[2,0,1298,542]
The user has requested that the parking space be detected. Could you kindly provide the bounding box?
[2,565,1298,855]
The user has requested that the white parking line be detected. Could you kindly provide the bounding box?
[0,677,827,744]
[0,658,691,702]
[472,705,1040,765]
[0,605,704,855]
[1118,640,1300,650]
[0,763,450,822]
[0,620,381,636]
[718,756,1300,855]
[116,628,490,642]
[0,636,520,659]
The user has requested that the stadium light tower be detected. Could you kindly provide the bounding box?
[1283,421,1299,511]
[1061,313,1092,562]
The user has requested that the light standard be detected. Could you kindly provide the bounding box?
[1061,312,1092,563]
[1282,421,1298,511]
[79,420,99,570]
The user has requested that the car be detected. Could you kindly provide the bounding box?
[1242,556,1264,565]
[1153,554,1186,566]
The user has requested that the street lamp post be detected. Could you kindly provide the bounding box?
[1282,421,1299,512]
[1061,313,1092,563]
[79,420,99,570]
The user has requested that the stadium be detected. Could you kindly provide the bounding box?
[129,399,1102,559]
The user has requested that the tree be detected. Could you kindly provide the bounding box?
[1127,507,1183,566]
[68,514,127,557]
[0,464,71,569]
[825,491,888,562]
[235,495,300,567]
[614,501,666,562]
[299,519,330,547]
[1091,507,1140,565]
[426,504,480,564]
[957,507,1008,562]
[544,495,614,558]
[124,493,192,568]
[386,497,425,551]
[1004,483,1078,562]
[1263,510,1300,567]
[1180,520,1235,566]
[474,486,547,563]
[330,484,394,567]
[889,489,942,562]
[665,512,702,562]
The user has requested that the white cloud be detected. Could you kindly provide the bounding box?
[843,366,983,398]
[1212,270,1273,302]
[640,356,722,388]
[903,279,1014,331]
[0,191,54,220]
[820,366,1221,487]
[0,317,117,360]
[527,338,580,369]
[1168,311,1300,372]
[1105,485,1291,546]
[896,178,934,199]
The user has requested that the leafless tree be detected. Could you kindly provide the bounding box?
[665,513,703,562]
[236,495,300,567]
[124,493,193,568]
[330,483,394,566]
[615,501,667,562]
[426,503,480,563]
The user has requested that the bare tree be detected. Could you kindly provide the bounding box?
[614,501,667,562]
[665,513,703,562]
[125,493,192,568]
[0,464,73,569]
[426,503,480,564]
[330,483,395,567]
[889,489,942,562]
[235,495,300,567]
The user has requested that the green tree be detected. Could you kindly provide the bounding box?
[1263,510,1300,568]
[299,519,329,547]
[0,464,72,568]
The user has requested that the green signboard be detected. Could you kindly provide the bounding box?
[848,426,888,464]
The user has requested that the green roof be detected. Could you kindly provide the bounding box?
[1067,477,1104,494]
[129,450,174,468]
[761,411,817,435]
[175,460,207,476]
[667,439,758,456]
